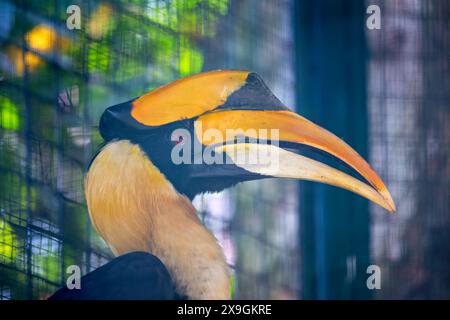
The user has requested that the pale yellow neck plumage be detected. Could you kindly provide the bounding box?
[85,140,230,299]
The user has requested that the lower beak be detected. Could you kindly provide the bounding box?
[194,109,396,212]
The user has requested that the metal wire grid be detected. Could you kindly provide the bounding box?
[0,0,298,300]
[367,0,450,299]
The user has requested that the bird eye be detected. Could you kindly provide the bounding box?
[173,135,184,145]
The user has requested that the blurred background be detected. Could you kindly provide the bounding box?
[0,0,448,299]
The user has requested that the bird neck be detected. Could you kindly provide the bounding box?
[85,140,230,299]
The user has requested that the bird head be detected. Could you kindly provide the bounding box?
[97,70,395,212]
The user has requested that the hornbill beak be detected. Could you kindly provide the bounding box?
[100,70,396,212]
[196,110,396,212]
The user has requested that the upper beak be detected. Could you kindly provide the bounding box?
[194,109,396,212]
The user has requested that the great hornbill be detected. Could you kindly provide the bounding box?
[50,70,395,300]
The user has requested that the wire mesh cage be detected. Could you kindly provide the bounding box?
[0,0,449,300]
[0,0,298,299]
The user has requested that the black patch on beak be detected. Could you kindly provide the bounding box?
[100,99,153,142]
[217,72,289,111]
